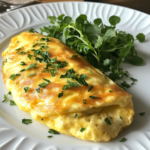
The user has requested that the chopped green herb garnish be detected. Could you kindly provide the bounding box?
[88,86,94,92]
[20,61,26,66]
[74,114,78,118]
[24,87,30,92]
[32,43,45,47]
[2,95,7,102]
[26,63,37,70]
[20,69,26,72]
[58,91,63,98]
[47,136,53,138]
[43,78,50,83]
[8,91,11,95]
[109,116,112,119]
[130,77,137,85]
[15,47,23,51]
[60,68,75,78]
[38,82,49,88]
[62,80,80,90]
[29,28,38,33]
[27,73,36,77]
[88,67,93,75]
[36,88,40,93]
[51,57,57,63]
[28,54,32,60]
[22,119,32,125]
[17,51,27,54]
[109,90,113,92]
[120,138,127,142]
[80,128,85,132]
[35,57,43,63]
[71,54,78,59]
[120,116,122,119]
[89,96,101,99]
[139,112,145,116]
[104,118,111,125]
[83,99,87,104]
[9,74,20,80]
[120,81,130,89]
[10,100,16,105]
[40,37,50,42]
[48,129,59,134]
[49,69,56,77]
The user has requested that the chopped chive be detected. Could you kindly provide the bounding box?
[10,100,16,105]
[24,87,30,92]
[36,87,40,93]
[139,112,145,116]
[74,114,78,118]
[43,78,50,83]
[47,136,53,138]
[58,91,63,98]
[109,90,113,92]
[120,138,127,142]
[104,118,111,125]
[80,128,85,132]
[20,61,26,66]
[28,54,32,60]
[2,95,7,103]
[88,86,94,92]
[71,54,78,59]
[38,82,49,88]
[22,119,32,125]
[88,67,93,75]
[119,116,122,119]
[20,69,26,72]
[27,73,36,77]
[89,95,101,99]
[48,129,59,134]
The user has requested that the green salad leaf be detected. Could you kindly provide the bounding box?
[39,14,145,90]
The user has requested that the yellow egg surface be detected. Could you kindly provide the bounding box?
[1,31,134,141]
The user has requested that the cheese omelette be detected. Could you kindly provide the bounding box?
[2,32,134,141]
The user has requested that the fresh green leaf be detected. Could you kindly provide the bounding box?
[104,118,111,125]
[62,80,80,90]
[10,100,16,105]
[58,91,63,98]
[94,18,102,26]
[22,119,32,125]
[103,59,110,66]
[120,138,127,142]
[24,87,30,92]
[48,129,59,134]
[29,28,38,33]
[80,128,85,132]
[136,33,145,42]
[88,86,94,92]
[120,81,130,89]
[109,15,121,26]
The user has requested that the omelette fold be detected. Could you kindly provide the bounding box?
[2,32,134,142]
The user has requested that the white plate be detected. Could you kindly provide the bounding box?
[0,2,150,150]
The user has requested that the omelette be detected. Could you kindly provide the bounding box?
[1,31,134,142]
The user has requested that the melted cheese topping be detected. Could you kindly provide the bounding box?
[2,32,134,141]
